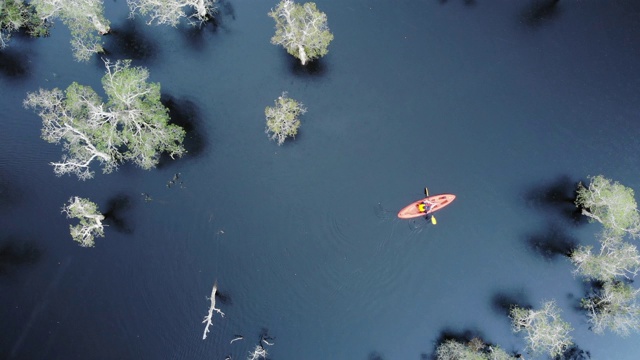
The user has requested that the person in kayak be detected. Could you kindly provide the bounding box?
[417,200,435,214]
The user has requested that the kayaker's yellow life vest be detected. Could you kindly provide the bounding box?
[418,203,426,212]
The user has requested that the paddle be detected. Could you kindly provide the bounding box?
[424,187,437,225]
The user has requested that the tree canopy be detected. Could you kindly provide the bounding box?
[436,338,516,360]
[24,59,186,180]
[576,175,640,238]
[63,196,105,247]
[510,301,573,358]
[31,0,110,61]
[0,0,49,48]
[582,280,640,337]
[127,0,216,27]
[265,92,306,146]
[268,0,333,65]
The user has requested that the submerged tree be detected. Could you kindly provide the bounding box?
[571,231,640,282]
[63,196,104,247]
[247,345,267,360]
[0,0,49,49]
[582,280,640,336]
[510,300,573,358]
[268,0,333,65]
[265,92,306,146]
[24,59,186,180]
[30,0,110,61]
[127,0,216,27]
[576,175,640,238]
[436,338,516,360]
[202,281,224,340]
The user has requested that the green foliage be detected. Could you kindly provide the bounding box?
[102,60,185,169]
[435,338,516,360]
[31,0,110,61]
[570,236,640,281]
[0,0,49,48]
[63,196,105,247]
[582,280,640,336]
[24,59,185,180]
[269,0,333,65]
[127,0,217,27]
[572,175,640,336]
[576,175,640,238]
[510,301,573,358]
[265,92,306,146]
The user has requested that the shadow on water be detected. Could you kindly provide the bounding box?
[523,176,586,226]
[427,329,485,360]
[491,289,532,317]
[179,19,220,52]
[103,194,134,234]
[563,344,591,360]
[286,53,328,78]
[217,0,236,20]
[216,288,232,305]
[158,95,209,168]
[0,238,42,276]
[519,0,562,28]
[367,351,384,360]
[525,223,578,260]
[179,0,235,51]
[0,171,23,210]
[429,329,523,360]
[101,20,159,63]
[437,0,477,6]
[0,49,30,80]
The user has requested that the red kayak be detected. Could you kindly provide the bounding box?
[397,194,456,219]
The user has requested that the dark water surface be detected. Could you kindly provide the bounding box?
[2,1,640,359]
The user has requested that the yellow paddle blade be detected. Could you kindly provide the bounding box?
[431,216,437,225]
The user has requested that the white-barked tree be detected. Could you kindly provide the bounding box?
[268,0,333,65]
[127,0,216,27]
[24,59,186,180]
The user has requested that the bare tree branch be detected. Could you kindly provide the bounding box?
[202,281,224,340]
[247,345,267,360]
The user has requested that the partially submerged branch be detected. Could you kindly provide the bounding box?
[247,345,267,360]
[202,281,224,340]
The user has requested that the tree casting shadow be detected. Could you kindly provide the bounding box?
[0,49,30,80]
[520,0,562,28]
[563,344,591,360]
[178,0,236,51]
[525,223,578,260]
[0,239,42,276]
[179,18,220,52]
[523,175,587,226]
[103,194,134,234]
[433,328,485,348]
[286,53,328,78]
[158,95,209,167]
[101,20,159,63]
[491,289,532,317]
